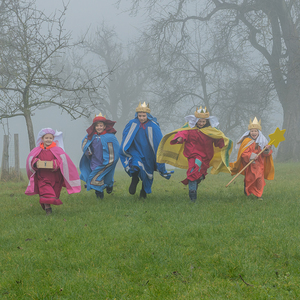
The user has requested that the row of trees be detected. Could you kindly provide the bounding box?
[119,0,300,160]
[1,0,299,161]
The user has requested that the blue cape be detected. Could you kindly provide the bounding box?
[119,116,171,194]
[80,133,120,192]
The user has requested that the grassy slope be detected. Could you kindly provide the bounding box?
[0,163,299,299]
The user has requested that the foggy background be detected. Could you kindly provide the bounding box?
[2,0,295,172]
[0,0,141,168]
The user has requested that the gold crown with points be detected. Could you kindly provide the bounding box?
[93,112,107,123]
[194,106,210,119]
[248,117,261,131]
[136,101,151,114]
[94,112,106,118]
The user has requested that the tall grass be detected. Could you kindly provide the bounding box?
[0,163,299,299]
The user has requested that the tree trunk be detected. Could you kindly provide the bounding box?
[276,82,300,162]
[24,110,35,150]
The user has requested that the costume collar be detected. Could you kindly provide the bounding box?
[94,130,107,136]
[139,120,149,129]
[40,142,56,150]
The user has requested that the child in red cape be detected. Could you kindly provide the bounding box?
[25,128,81,215]
[157,107,232,202]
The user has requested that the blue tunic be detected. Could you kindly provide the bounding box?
[119,114,171,194]
[80,133,120,192]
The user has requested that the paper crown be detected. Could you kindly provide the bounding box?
[136,101,151,114]
[93,112,107,124]
[194,106,210,119]
[248,117,262,131]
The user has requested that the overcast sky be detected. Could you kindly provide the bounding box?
[0,0,142,168]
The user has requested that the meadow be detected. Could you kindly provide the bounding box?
[0,163,299,299]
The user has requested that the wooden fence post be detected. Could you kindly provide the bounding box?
[1,135,9,180]
[14,134,20,180]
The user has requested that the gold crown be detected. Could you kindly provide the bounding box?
[248,117,261,131]
[194,106,210,118]
[94,112,106,118]
[136,101,151,114]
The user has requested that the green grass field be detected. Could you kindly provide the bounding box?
[0,163,299,299]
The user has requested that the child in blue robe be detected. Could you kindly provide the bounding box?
[119,102,173,198]
[80,114,120,199]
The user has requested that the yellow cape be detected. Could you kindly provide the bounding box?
[157,123,233,174]
[230,137,274,180]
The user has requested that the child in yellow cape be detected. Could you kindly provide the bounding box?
[230,117,274,200]
[157,106,233,202]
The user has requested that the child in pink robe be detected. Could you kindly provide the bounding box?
[25,128,81,215]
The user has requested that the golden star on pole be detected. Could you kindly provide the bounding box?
[268,127,286,148]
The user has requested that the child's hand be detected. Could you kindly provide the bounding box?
[177,137,183,143]
[265,144,271,150]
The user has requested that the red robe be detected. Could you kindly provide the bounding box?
[230,138,274,197]
[171,129,224,184]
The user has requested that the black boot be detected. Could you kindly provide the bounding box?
[106,186,113,194]
[196,175,205,185]
[189,190,197,202]
[140,185,147,199]
[129,172,139,195]
[95,190,104,199]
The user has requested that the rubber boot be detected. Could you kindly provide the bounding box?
[139,185,147,199]
[189,190,197,202]
[129,172,139,195]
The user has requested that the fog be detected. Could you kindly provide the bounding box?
[0,0,141,168]
[1,0,297,169]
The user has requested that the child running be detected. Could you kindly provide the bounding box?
[80,113,119,199]
[119,102,172,198]
[157,106,232,202]
[25,128,81,215]
[230,117,274,200]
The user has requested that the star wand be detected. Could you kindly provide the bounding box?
[225,127,286,188]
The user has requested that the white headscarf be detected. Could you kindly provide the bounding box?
[36,128,65,150]
[185,115,219,128]
[236,130,268,150]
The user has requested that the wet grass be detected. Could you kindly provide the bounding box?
[0,163,299,299]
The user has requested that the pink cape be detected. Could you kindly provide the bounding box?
[25,146,81,195]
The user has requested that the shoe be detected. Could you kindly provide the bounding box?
[45,207,52,215]
[139,186,147,199]
[196,175,205,184]
[257,197,263,200]
[244,182,247,196]
[189,190,197,202]
[95,190,104,199]
[129,173,139,195]
[106,186,113,194]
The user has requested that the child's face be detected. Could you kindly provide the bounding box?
[137,112,148,124]
[95,122,106,134]
[250,129,259,139]
[196,118,207,128]
[42,134,54,147]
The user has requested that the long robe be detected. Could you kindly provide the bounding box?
[119,118,170,194]
[157,123,232,184]
[172,129,224,184]
[25,144,81,205]
[230,137,274,197]
[80,133,120,192]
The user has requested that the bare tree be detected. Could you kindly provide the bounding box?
[141,18,273,139]
[0,0,105,150]
[122,0,300,161]
[78,25,152,136]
